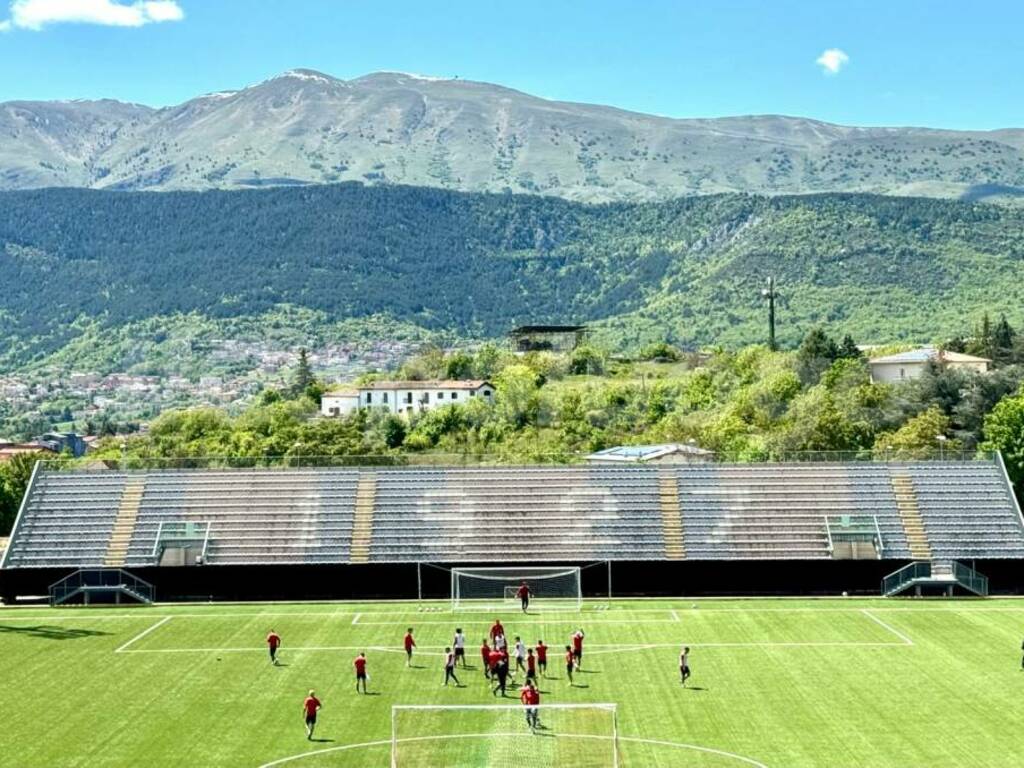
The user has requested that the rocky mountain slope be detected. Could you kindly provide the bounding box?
[2,69,1023,202]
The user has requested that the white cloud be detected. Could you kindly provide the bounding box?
[816,48,849,75]
[0,18,10,30]
[6,0,184,30]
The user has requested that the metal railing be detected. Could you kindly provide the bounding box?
[36,449,997,473]
[882,561,931,595]
[151,521,211,562]
[825,514,884,557]
[49,568,155,605]
[952,561,989,597]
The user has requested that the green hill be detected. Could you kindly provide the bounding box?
[2,184,1024,371]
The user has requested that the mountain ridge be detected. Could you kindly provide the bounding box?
[2,68,1024,201]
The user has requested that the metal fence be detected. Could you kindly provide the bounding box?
[37,448,996,472]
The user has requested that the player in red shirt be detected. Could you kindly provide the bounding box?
[571,629,585,670]
[516,582,531,613]
[564,645,575,686]
[489,619,504,643]
[481,638,492,679]
[490,648,509,697]
[535,640,548,677]
[302,690,322,740]
[354,652,368,694]
[403,628,416,667]
[520,679,541,731]
[525,648,537,683]
[266,629,281,666]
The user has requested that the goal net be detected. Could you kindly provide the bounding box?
[451,566,582,611]
[391,703,619,768]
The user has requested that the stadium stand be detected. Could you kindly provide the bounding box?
[2,460,1023,569]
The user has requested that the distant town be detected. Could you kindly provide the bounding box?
[0,337,422,447]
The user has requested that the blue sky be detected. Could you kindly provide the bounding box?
[0,0,1021,129]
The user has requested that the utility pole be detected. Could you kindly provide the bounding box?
[761,276,778,351]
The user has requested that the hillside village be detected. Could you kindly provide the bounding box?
[4,319,1022,477]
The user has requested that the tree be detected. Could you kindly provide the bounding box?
[981,387,1024,491]
[495,364,541,428]
[444,351,475,380]
[638,342,680,362]
[944,336,967,353]
[968,313,994,360]
[293,348,315,396]
[569,345,606,376]
[0,453,38,535]
[837,335,862,360]
[993,315,1016,363]
[472,343,504,379]
[874,406,958,458]
[796,328,840,385]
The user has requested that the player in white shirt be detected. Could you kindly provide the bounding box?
[513,636,527,675]
[494,632,507,651]
[679,646,691,686]
[453,628,467,668]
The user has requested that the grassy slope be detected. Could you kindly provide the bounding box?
[2,599,1023,767]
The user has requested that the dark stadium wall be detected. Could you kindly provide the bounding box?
[4,560,1024,603]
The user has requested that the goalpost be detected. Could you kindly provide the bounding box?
[391,703,619,768]
[451,566,583,611]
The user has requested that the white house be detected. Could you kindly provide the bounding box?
[320,389,361,418]
[868,348,991,384]
[321,380,495,417]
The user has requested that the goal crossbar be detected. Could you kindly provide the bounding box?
[451,566,583,611]
[393,703,617,712]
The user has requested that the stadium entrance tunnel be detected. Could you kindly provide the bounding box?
[258,734,769,768]
[5,559,1024,604]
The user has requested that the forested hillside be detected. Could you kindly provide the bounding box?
[2,184,1024,372]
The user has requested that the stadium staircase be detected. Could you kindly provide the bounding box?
[658,472,685,559]
[351,473,377,563]
[882,560,989,597]
[49,568,154,605]
[890,472,932,560]
[104,477,145,567]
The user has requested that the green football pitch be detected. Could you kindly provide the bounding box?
[2,597,1023,767]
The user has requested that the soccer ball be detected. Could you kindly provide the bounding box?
[841,591,849,597]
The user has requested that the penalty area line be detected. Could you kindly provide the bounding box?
[114,616,172,653]
[861,609,914,646]
[257,733,770,768]
[119,644,411,655]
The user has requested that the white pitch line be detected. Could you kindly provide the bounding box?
[351,613,361,625]
[861,609,914,646]
[256,731,770,768]
[121,644,410,655]
[114,616,172,653]
[118,639,910,655]
[349,616,677,626]
[670,609,681,622]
